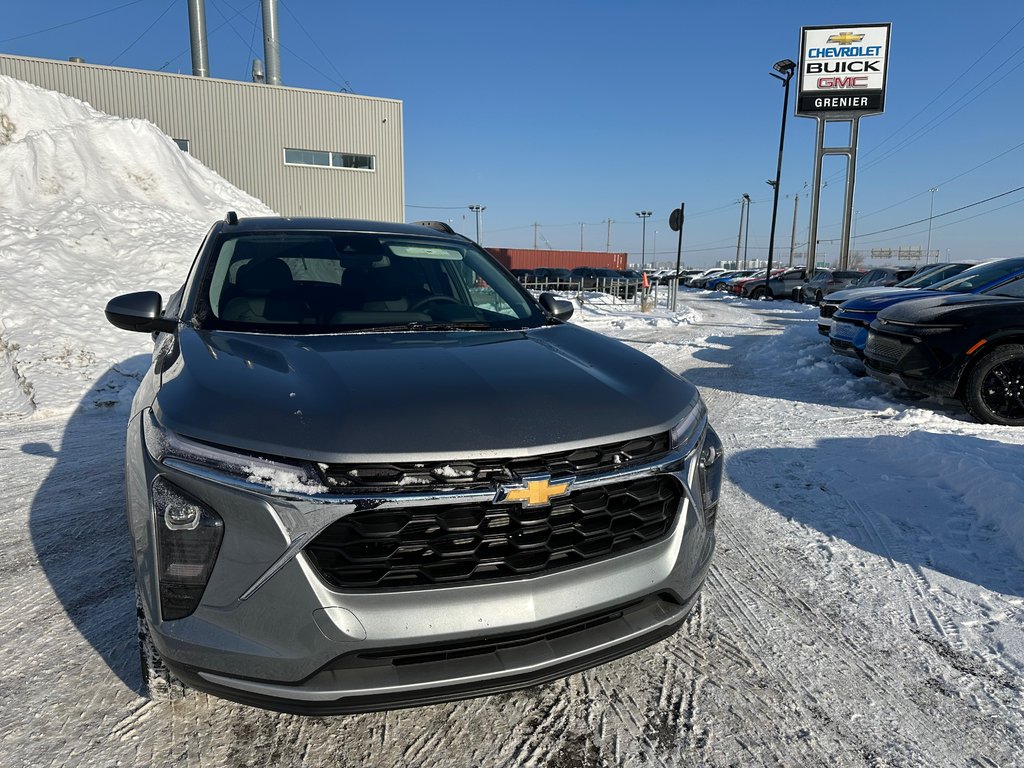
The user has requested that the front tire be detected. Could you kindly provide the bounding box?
[137,586,189,701]
[750,287,765,300]
[962,344,1024,426]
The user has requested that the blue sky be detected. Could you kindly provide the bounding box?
[4,1,1023,266]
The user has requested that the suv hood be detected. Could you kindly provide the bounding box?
[876,293,1024,324]
[154,324,699,462]
[823,286,906,304]
[838,289,943,312]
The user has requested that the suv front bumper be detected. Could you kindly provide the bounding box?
[127,414,718,713]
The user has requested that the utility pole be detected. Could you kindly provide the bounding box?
[533,222,539,249]
[735,196,747,269]
[580,222,585,251]
[788,193,799,267]
[742,193,751,270]
[605,219,613,252]
[926,187,938,262]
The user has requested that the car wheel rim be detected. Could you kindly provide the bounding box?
[981,358,1024,420]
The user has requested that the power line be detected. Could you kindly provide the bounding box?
[859,44,1024,173]
[110,0,177,66]
[0,0,147,43]
[207,0,262,67]
[157,2,253,71]
[855,197,1024,247]
[812,138,1024,235]
[857,13,1024,162]
[820,17,1024,185]
[279,0,354,92]
[855,186,1024,239]
[244,0,261,80]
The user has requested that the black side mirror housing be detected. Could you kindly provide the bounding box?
[105,291,178,334]
[538,292,574,321]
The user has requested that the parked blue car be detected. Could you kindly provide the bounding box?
[706,270,755,291]
[829,257,1024,358]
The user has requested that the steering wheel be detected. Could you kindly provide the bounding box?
[409,295,462,312]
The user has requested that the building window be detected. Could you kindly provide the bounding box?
[173,138,190,153]
[284,147,375,171]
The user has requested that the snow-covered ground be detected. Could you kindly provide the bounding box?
[2,78,1023,767]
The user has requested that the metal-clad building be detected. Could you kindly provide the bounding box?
[486,248,627,271]
[0,53,403,220]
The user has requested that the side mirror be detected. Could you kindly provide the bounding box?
[105,291,178,334]
[538,292,574,321]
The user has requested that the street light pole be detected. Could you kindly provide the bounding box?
[635,210,652,271]
[764,58,796,300]
[468,204,486,244]
[925,187,938,262]
[788,193,799,267]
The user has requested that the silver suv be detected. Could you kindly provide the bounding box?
[105,215,723,714]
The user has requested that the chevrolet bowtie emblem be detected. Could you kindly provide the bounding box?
[827,32,865,45]
[497,475,573,507]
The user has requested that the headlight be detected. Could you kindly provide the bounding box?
[144,409,325,493]
[152,476,223,620]
[697,427,724,529]
[670,396,707,451]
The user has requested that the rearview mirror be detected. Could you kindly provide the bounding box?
[538,292,574,321]
[105,291,177,334]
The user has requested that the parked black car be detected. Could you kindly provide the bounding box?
[529,267,573,290]
[863,286,1024,425]
[568,266,636,298]
[816,263,973,335]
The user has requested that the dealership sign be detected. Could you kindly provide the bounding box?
[797,23,891,117]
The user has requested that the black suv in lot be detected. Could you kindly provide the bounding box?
[864,288,1024,425]
[104,215,723,713]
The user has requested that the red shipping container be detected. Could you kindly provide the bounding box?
[486,248,627,271]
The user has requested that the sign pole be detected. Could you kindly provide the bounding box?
[807,117,826,276]
[796,23,891,276]
[672,202,685,311]
[839,117,861,270]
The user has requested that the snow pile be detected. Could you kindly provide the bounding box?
[568,291,700,330]
[0,76,272,417]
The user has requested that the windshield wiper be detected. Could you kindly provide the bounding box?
[405,321,498,331]
[332,321,499,333]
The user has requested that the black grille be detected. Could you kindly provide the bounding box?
[829,338,854,352]
[305,476,682,589]
[819,304,840,319]
[865,334,908,368]
[320,433,671,490]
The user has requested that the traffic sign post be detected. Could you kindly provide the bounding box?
[669,203,685,312]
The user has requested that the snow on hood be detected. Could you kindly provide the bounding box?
[0,76,272,417]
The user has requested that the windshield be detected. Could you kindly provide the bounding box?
[196,231,544,333]
[895,263,970,288]
[930,259,1024,294]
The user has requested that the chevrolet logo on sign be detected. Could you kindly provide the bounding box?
[496,475,573,507]
[827,32,865,44]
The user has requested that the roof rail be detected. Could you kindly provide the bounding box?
[412,220,456,234]
[225,211,239,225]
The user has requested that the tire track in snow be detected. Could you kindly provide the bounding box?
[719,447,1024,764]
